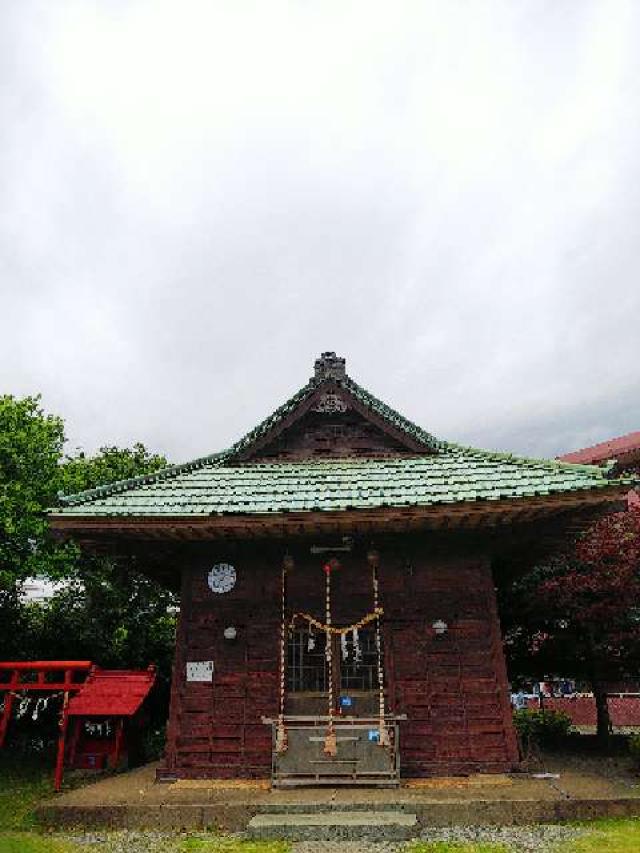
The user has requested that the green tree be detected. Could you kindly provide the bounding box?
[500,508,640,745]
[0,396,75,656]
[59,442,167,496]
[0,395,71,590]
[52,442,175,678]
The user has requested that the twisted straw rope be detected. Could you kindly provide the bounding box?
[289,608,383,636]
[275,560,288,753]
[371,558,390,747]
[323,564,337,756]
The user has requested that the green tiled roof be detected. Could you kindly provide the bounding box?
[52,360,632,518]
[54,445,627,518]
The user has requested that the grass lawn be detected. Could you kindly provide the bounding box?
[0,750,58,833]
[0,749,96,853]
[556,818,640,852]
[0,834,80,853]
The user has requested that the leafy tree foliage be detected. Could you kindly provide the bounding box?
[0,395,75,659]
[59,443,167,496]
[0,395,70,589]
[501,507,640,743]
[0,395,175,725]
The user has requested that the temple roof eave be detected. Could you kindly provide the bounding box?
[48,482,629,542]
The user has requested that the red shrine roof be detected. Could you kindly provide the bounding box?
[559,430,640,466]
[67,667,155,717]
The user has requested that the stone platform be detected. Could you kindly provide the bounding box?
[37,760,640,833]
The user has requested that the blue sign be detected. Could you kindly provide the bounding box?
[339,696,353,708]
[368,729,380,742]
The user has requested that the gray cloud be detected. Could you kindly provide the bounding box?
[1,1,639,463]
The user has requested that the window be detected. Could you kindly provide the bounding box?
[287,627,383,693]
[340,629,381,691]
[287,629,327,692]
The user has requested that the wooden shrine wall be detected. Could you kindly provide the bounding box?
[385,554,519,776]
[162,548,281,779]
[160,539,519,779]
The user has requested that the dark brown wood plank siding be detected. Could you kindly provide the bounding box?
[159,540,518,779]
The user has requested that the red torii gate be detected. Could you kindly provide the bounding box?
[0,661,92,747]
[0,661,93,790]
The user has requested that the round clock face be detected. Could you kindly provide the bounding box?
[207,563,236,594]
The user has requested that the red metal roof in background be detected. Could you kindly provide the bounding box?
[559,430,640,465]
[67,667,155,717]
[528,696,640,727]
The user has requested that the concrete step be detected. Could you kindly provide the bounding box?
[256,802,413,813]
[247,810,418,841]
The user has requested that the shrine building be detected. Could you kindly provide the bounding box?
[49,353,631,786]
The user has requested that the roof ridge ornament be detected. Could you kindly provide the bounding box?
[314,352,346,382]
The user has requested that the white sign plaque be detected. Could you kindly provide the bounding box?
[186,660,214,682]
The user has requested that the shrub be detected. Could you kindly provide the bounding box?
[513,708,573,748]
[141,724,167,763]
[629,733,640,769]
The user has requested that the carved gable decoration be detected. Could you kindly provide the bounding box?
[312,392,348,414]
[249,404,412,461]
[230,352,439,463]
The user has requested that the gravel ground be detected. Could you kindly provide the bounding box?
[63,831,184,852]
[61,824,588,852]
[417,823,586,851]
[291,825,587,852]
[62,837,404,853]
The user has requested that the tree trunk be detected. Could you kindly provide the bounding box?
[592,678,612,747]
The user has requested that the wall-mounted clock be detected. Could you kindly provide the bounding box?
[207,562,236,594]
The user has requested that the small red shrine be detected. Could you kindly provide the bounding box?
[50,353,632,785]
[64,666,156,776]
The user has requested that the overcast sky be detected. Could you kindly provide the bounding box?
[2,1,639,464]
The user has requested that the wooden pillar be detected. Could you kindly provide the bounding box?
[0,675,16,748]
[53,673,72,793]
[112,718,125,769]
[484,564,520,766]
[160,566,191,776]
[67,718,82,767]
